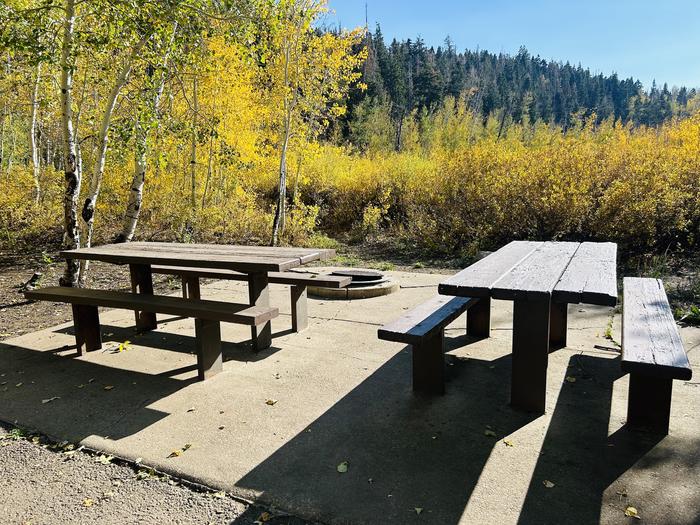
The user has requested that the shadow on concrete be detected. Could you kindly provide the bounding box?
[517,354,664,525]
[0,341,190,443]
[233,345,537,524]
[56,324,285,364]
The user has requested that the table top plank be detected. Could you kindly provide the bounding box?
[553,242,618,306]
[60,242,334,272]
[622,277,691,380]
[438,241,543,298]
[490,242,580,301]
[126,242,334,262]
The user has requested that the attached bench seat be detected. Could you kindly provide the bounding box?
[378,294,489,394]
[152,265,350,332]
[25,287,278,381]
[622,277,693,434]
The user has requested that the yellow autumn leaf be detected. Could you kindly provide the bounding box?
[82,498,94,507]
[625,506,640,519]
[337,461,348,473]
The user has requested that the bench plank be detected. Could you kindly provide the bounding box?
[622,277,691,380]
[438,241,542,298]
[378,295,478,344]
[152,265,350,289]
[553,242,618,306]
[25,287,278,326]
[491,242,579,301]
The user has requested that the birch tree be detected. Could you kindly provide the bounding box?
[268,0,364,245]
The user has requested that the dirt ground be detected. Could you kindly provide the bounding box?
[0,421,312,525]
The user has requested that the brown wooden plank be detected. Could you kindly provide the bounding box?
[61,246,297,272]
[378,295,478,345]
[25,287,278,326]
[127,241,335,261]
[622,277,691,380]
[553,242,618,306]
[438,241,543,298]
[152,265,351,289]
[249,272,272,350]
[491,242,580,301]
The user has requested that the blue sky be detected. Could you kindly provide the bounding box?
[325,0,700,89]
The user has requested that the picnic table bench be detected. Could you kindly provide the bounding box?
[378,295,485,394]
[622,277,693,434]
[434,241,618,413]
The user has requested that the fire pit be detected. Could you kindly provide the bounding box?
[309,269,399,299]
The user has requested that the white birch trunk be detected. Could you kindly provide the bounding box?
[59,0,81,287]
[190,76,198,209]
[80,35,148,280]
[29,63,42,203]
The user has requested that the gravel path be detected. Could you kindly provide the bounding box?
[0,423,312,525]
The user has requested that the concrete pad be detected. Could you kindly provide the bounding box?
[1,269,699,524]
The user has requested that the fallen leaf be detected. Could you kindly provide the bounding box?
[265,399,278,406]
[254,511,271,523]
[211,491,225,499]
[41,396,60,404]
[96,454,114,465]
[15,382,22,387]
[186,407,196,413]
[484,429,496,437]
[168,450,182,458]
[543,480,555,488]
[415,508,423,515]
[135,457,143,464]
[565,376,577,383]
[337,461,349,473]
[83,498,94,507]
[503,439,514,447]
[117,340,131,352]
[183,443,192,451]
[625,506,640,519]
[103,385,114,391]
[218,426,225,430]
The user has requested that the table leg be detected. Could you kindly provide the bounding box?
[549,302,568,350]
[130,263,157,331]
[467,297,491,338]
[291,285,308,332]
[511,297,551,414]
[182,275,201,300]
[413,331,445,395]
[249,271,272,351]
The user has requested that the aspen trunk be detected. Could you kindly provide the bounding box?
[190,76,198,209]
[81,35,148,279]
[271,120,291,246]
[29,63,42,203]
[59,0,81,287]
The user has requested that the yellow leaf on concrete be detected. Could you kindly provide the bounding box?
[83,498,93,507]
[103,385,114,391]
[543,480,555,488]
[337,461,348,473]
[415,508,423,515]
[265,399,278,406]
[503,439,514,447]
[625,506,641,519]
[565,376,577,383]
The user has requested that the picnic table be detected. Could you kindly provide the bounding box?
[439,241,618,413]
[61,242,335,350]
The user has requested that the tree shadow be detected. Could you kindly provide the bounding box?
[517,353,668,525]
[0,341,188,443]
[233,346,537,524]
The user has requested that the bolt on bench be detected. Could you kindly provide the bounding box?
[622,277,693,434]
[24,287,278,380]
[378,294,490,394]
[151,266,350,333]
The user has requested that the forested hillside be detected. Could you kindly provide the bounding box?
[344,27,698,150]
[1,0,700,282]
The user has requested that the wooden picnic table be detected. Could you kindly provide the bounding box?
[61,242,335,350]
[438,241,618,413]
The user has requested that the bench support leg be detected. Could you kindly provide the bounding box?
[194,319,223,380]
[72,304,102,355]
[627,374,672,435]
[130,263,157,332]
[291,285,308,332]
[549,302,568,351]
[181,275,201,300]
[412,331,445,395]
[467,297,491,338]
[511,298,550,414]
[249,272,272,351]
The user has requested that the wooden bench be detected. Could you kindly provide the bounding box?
[151,266,350,332]
[25,287,278,381]
[622,277,693,434]
[377,295,488,394]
